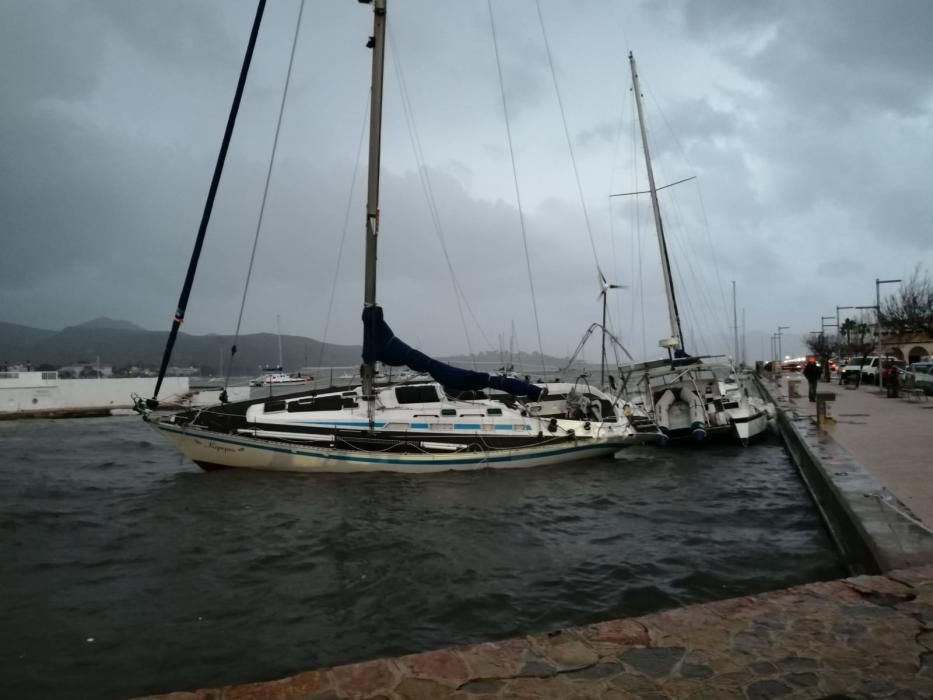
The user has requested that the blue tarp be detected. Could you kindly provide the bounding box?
[362,305,543,401]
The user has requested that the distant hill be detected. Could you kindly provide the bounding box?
[65,317,147,332]
[0,319,362,373]
[0,318,595,375]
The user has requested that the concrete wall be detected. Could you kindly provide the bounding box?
[0,374,189,413]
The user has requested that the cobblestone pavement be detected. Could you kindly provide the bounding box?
[136,564,933,700]
[777,375,933,527]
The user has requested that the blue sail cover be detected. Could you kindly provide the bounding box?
[362,306,543,401]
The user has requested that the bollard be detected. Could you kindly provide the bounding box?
[816,391,836,425]
[787,378,802,399]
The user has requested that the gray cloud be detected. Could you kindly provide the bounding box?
[1,0,931,364]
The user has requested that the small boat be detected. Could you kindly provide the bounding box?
[250,371,313,387]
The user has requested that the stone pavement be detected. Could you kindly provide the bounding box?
[137,565,933,699]
[780,375,933,527]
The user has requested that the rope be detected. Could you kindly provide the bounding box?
[224,0,306,392]
[317,100,369,369]
[388,26,487,365]
[487,0,547,375]
[534,0,601,274]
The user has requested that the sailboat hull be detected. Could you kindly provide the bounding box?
[155,421,626,474]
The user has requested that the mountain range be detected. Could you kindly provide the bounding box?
[0,317,577,374]
[0,317,362,373]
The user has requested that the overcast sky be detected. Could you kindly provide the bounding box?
[1,0,931,362]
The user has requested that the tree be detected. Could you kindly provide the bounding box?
[839,318,874,358]
[805,333,837,381]
[879,265,933,337]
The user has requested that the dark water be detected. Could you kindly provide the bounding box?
[0,417,844,699]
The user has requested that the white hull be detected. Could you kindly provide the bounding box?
[620,357,773,445]
[156,421,625,474]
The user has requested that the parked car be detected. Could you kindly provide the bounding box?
[839,356,900,385]
[908,362,933,394]
[880,360,908,383]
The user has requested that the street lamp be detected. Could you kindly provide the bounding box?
[875,277,901,350]
[777,326,790,364]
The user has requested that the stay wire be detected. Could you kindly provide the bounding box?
[150,0,266,403]
[224,0,306,392]
[645,86,732,342]
[606,87,631,339]
[487,0,546,375]
[632,95,647,359]
[317,99,369,370]
[534,0,601,274]
[388,26,484,365]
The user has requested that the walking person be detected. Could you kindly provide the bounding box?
[803,356,821,402]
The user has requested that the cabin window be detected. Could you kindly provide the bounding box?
[287,395,345,412]
[441,408,457,416]
[264,400,287,412]
[486,407,502,416]
[395,385,440,404]
[445,389,488,400]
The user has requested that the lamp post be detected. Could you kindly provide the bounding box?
[777,326,790,366]
[875,277,901,351]
[837,305,857,357]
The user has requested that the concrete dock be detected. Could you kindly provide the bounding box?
[134,373,933,700]
[779,376,933,526]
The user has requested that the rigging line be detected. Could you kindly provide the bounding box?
[610,176,697,197]
[653,147,731,351]
[225,0,307,392]
[664,184,730,353]
[387,26,485,365]
[317,98,369,370]
[487,0,546,375]
[607,88,631,339]
[149,0,266,405]
[645,85,732,339]
[534,0,600,273]
[631,95,647,360]
[657,174,719,355]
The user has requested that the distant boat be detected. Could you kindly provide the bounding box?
[250,371,313,387]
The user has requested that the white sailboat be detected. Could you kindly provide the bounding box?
[617,52,772,445]
[249,315,313,387]
[137,1,654,473]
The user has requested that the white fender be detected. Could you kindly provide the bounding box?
[655,389,676,435]
[679,387,708,441]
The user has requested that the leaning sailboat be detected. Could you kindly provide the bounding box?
[617,52,772,445]
[136,0,650,473]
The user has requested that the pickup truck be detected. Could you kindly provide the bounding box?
[839,356,900,385]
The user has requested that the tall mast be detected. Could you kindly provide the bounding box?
[361,0,387,404]
[276,313,283,369]
[629,51,684,351]
[732,281,738,364]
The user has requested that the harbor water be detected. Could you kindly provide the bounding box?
[0,417,844,699]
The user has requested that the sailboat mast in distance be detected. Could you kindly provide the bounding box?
[361,0,387,406]
[276,313,283,369]
[629,51,684,352]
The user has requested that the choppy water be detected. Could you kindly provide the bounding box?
[0,417,844,699]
